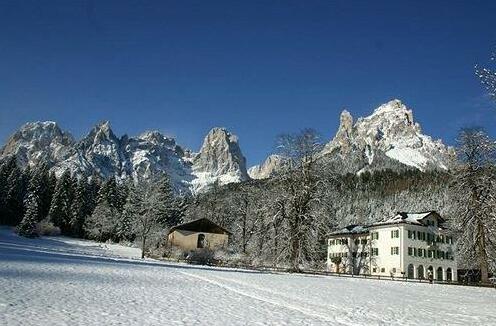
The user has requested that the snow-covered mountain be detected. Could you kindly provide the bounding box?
[0,122,249,194]
[191,128,249,193]
[0,99,454,192]
[0,121,75,168]
[248,154,288,180]
[249,99,454,176]
[321,99,454,172]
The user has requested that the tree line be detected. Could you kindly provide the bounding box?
[0,158,186,258]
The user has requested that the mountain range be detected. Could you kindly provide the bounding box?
[0,99,454,193]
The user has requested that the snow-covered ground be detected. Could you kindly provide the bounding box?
[1,227,495,326]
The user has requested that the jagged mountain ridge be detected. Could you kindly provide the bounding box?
[0,122,249,194]
[250,99,454,179]
[1,99,455,190]
[321,99,454,173]
[247,154,288,179]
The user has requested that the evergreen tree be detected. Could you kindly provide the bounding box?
[48,170,74,234]
[87,175,101,215]
[70,178,90,238]
[84,177,121,242]
[5,162,25,226]
[170,196,188,227]
[123,177,174,258]
[154,173,175,227]
[98,177,120,209]
[17,192,39,238]
[27,162,51,221]
[0,157,17,224]
[84,201,118,242]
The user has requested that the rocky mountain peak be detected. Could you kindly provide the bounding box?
[87,121,118,143]
[191,127,249,193]
[326,110,354,154]
[138,131,177,148]
[322,99,453,171]
[1,121,75,168]
[248,154,288,180]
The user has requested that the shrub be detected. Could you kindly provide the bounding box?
[35,219,61,236]
[186,248,218,265]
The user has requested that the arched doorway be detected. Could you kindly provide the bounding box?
[417,265,425,279]
[407,264,414,279]
[446,268,452,282]
[427,266,434,281]
[197,234,206,248]
[436,267,443,281]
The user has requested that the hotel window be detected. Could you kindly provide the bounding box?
[391,230,399,238]
[371,232,379,240]
[408,247,413,256]
[428,250,433,258]
[413,248,417,256]
[373,267,377,273]
[408,230,412,239]
[372,248,379,256]
[392,268,397,273]
[361,239,367,245]
[418,248,423,257]
[391,247,399,255]
[381,268,385,273]
[354,239,360,245]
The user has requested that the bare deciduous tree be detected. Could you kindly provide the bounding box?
[451,127,496,283]
[476,48,496,101]
[275,128,336,271]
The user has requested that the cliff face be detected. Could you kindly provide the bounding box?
[191,128,249,193]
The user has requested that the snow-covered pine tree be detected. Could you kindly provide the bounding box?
[5,161,25,226]
[0,157,16,224]
[84,176,123,242]
[170,195,188,228]
[84,201,117,242]
[48,170,74,234]
[17,192,40,238]
[98,177,120,210]
[123,178,172,258]
[27,162,51,222]
[70,177,91,238]
[153,173,175,227]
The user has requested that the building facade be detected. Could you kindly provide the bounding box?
[168,218,230,251]
[327,211,457,281]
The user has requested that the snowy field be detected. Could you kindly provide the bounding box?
[1,227,495,326]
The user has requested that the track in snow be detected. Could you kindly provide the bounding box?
[1,227,495,325]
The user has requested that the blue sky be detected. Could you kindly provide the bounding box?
[0,1,495,166]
